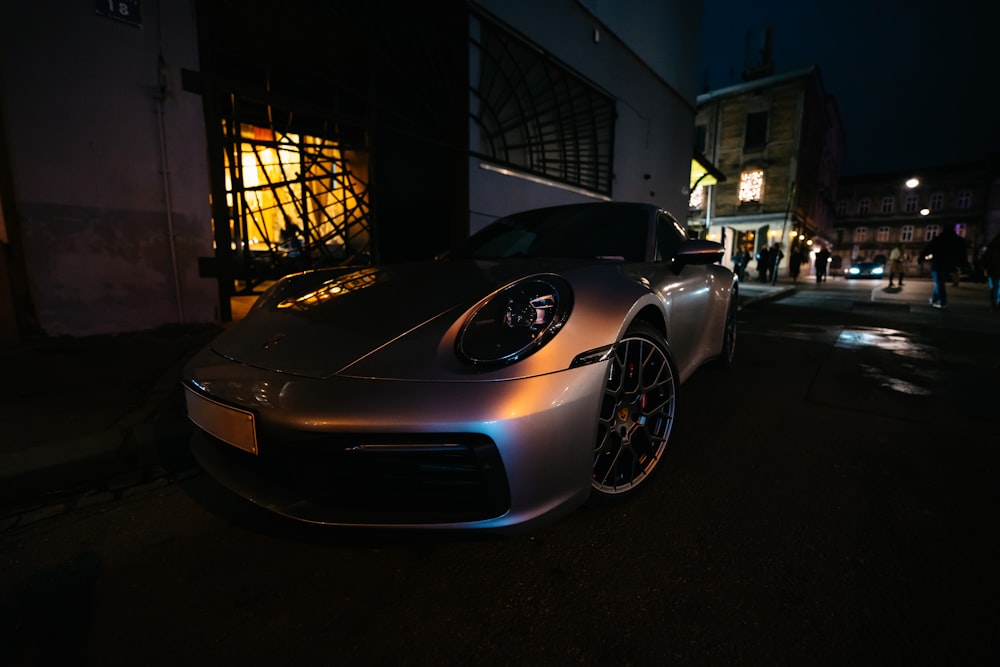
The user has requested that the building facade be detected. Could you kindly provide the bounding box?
[832,158,999,279]
[688,67,844,279]
[0,0,703,342]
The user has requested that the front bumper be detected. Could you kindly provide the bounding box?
[183,347,609,532]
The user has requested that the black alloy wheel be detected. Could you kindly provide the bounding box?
[592,322,677,498]
[713,289,738,368]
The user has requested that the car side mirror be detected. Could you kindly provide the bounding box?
[674,239,724,266]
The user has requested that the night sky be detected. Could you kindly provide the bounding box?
[697,0,1000,175]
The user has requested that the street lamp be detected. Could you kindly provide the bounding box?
[906,177,920,189]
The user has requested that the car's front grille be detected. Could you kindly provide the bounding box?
[207,432,511,524]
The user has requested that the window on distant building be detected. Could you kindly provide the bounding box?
[924,224,941,241]
[694,124,707,154]
[689,185,704,210]
[858,197,870,215]
[472,14,615,194]
[904,193,919,213]
[956,190,972,209]
[929,192,945,211]
[854,227,868,243]
[738,169,764,203]
[955,223,967,237]
[881,196,894,214]
[901,225,914,242]
[836,200,848,217]
[834,228,845,245]
[744,111,768,150]
[877,226,890,242]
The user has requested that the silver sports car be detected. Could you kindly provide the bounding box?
[183,202,738,533]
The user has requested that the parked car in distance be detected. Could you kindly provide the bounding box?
[844,261,885,279]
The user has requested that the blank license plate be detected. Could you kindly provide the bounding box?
[184,387,258,455]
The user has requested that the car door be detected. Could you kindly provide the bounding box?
[646,213,716,380]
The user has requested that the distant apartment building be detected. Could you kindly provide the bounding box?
[688,66,844,278]
[833,159,998,278]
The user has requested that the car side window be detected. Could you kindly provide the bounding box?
[655,214,685,262]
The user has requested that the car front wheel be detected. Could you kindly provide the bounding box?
[591,322,677,499]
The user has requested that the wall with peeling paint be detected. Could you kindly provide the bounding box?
[0,0,216,336]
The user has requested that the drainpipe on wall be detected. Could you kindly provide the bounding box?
[156,51,185,322]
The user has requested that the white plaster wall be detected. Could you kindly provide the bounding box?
[469,0,700,229]
[0,0,214,335]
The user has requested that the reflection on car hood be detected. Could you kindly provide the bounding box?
[210,259,591,379]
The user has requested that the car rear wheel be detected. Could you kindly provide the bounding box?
[591,322,677,499]
[711,289,738,368]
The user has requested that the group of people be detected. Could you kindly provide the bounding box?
[888,228,1000,311]
[727,228,1000,313]
[732,242,824,285]
[752,243,785,284]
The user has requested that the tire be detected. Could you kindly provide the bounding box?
[591,321,677,500]
[711,288,738,368]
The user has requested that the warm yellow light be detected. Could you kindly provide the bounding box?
[241,153,260,188]
[738,169,764,203]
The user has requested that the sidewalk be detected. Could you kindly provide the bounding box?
[0,323,222,509]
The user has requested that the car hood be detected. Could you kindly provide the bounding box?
[209,259,614,381]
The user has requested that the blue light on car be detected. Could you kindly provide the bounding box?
[872,266,884,275]
[848,267,860,275]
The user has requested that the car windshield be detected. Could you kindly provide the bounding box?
[449,205,649,262]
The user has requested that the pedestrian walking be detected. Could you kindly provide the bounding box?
[769,243,785,285]
[733,247,749,281]
[980,232,1000,313]
[756,244,771,282]
[920,226,967,309]
[815,247,831,283]
[888,244,905,287]
[789,244,805,283]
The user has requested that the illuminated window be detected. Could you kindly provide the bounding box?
[738,169,764,203]
[688,185,704,210]
[956,190,972,209]
[858,198,870,215]
[222,122,370,266]
[929,192,945,211]
[881,196,894,214]
[854,227,868,243]
[901,225,914,242]
[877,226,890,242]
[904,193,919,213]
[924,224,941,241]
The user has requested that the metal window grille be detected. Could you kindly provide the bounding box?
[471,15,615,195]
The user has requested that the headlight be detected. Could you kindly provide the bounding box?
[456,275,573,367]
[872,266,884,275]
[848,267,860,275]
